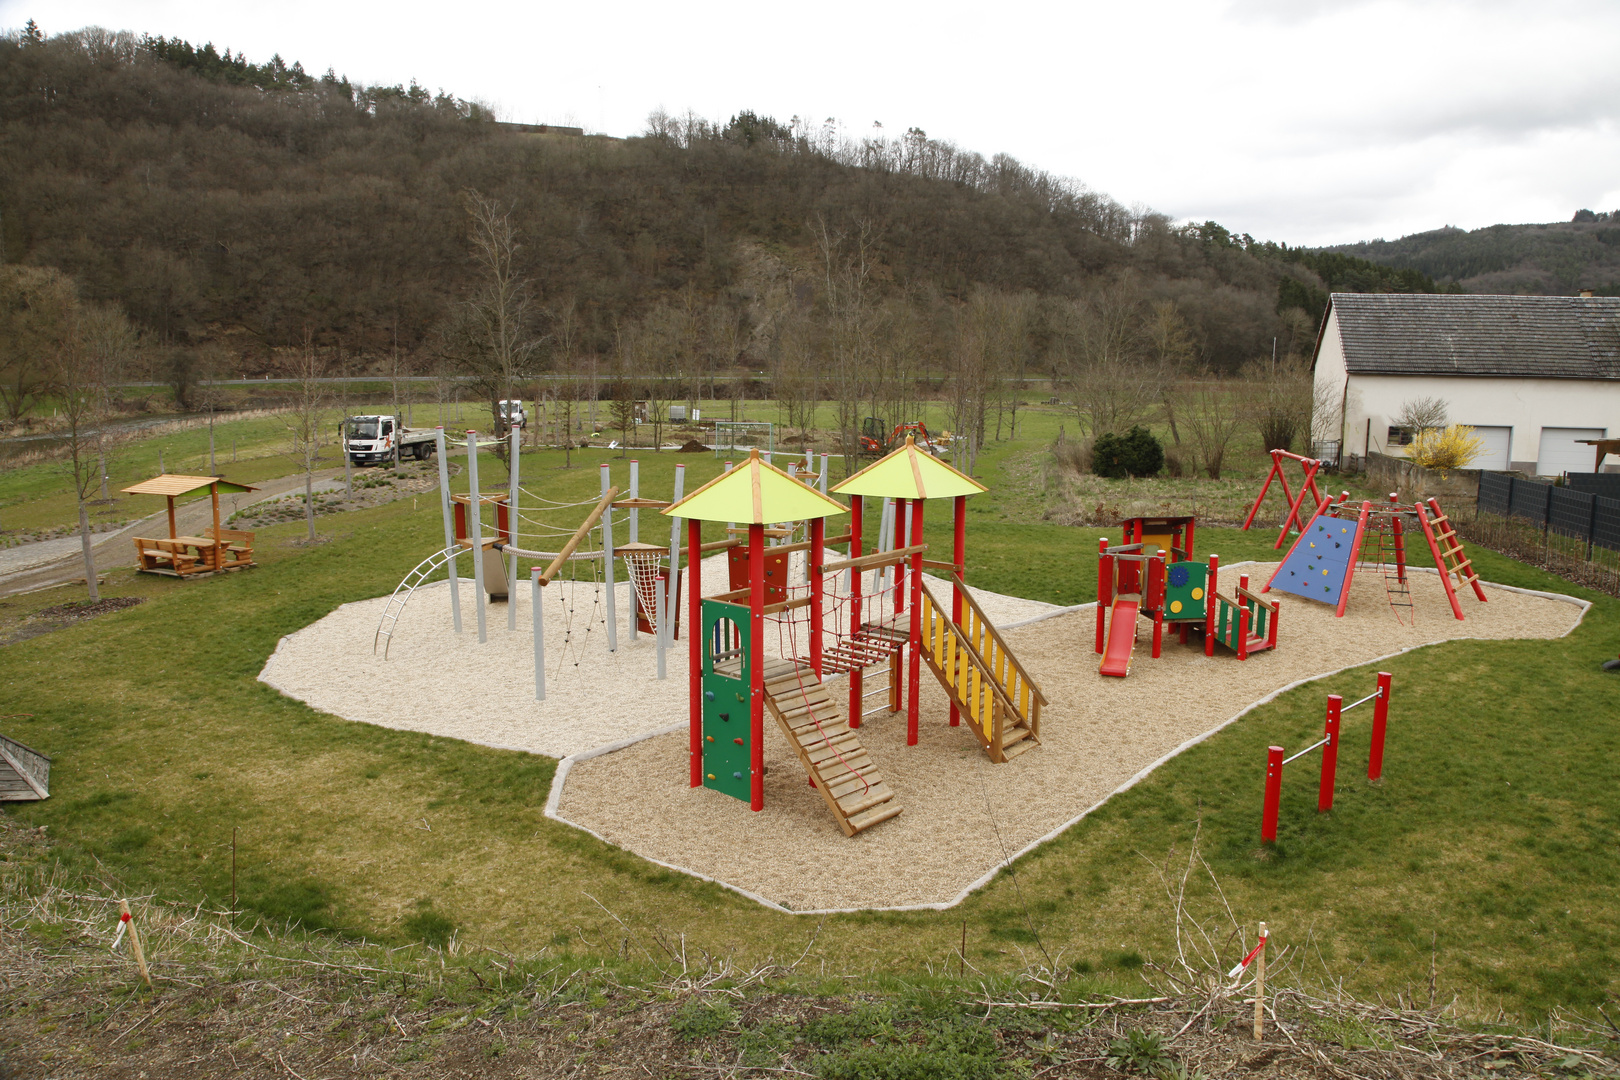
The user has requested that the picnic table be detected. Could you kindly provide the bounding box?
[123,474,260,577]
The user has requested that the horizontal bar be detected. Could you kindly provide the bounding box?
[1282,737,1330,766]
[1340,689,1382,712]
[920,559,958,572]
[762,596,812,615]
[818,543,929,575]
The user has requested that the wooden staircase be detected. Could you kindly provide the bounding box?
[759,659,902,836]
[911,575,1045,764]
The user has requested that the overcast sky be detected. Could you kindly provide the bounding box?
[8,0,1619,246]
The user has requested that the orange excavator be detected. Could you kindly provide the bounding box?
[859,418,944,457]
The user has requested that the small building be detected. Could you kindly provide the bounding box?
[1313,292,1620,475]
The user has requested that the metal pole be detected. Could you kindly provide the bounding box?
[532,567,545,700]
[467,431,487,643]
[1369,672,1392,781]
[601,462,617,652]
[435,428,462,633]
[1262,746,1283,843]
[509,425,520,632]
[629,459,639,640]
[1319,695,1342,813]
[819,452,829,493]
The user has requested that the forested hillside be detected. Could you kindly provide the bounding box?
[1324,213,1620,296]
[1,24,1443,459]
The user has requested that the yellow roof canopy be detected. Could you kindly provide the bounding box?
[121,474,258,497]
[664,450,848,524]
[831,437,986,500]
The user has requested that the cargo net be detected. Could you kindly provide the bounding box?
[620,543,668,619]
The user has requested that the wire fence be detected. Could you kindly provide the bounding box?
[1463,472,1620,598]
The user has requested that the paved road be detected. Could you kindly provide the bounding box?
[0,470,344,598]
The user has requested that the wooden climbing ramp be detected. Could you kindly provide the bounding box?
[759,659,902,836]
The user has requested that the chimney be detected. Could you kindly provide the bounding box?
[1579,289,1595,297]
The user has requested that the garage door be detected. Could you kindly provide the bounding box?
[1536,427,1606,476]
[1468,426,1511,471]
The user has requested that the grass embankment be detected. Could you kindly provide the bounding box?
[0,425,1615,1024]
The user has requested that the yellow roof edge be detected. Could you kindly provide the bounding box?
[663,449,849,523]
[830,438,987,499]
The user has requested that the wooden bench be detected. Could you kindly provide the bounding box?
[205,527,256,569]
[133,537,201,575]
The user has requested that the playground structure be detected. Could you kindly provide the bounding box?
[660,437,1045,837]
[1263,494,1485,621]
[1095,516,1279,677]
[1261,672,1393,843]
[124,473,259,577]
[1242,449,1327,549]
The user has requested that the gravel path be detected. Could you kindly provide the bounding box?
[258,561,1583,912]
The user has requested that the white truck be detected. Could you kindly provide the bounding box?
[344,415,439,466]
[498,400,528,429]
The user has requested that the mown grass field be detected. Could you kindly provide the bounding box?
[1,409,1615,1024]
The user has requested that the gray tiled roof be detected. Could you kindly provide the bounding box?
[1328,293,1620,380]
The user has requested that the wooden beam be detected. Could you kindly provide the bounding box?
[539,487,619,584]
[817,543,929,576]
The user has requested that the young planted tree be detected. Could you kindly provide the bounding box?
[1242,351,1314,453]
[1175,375,1247,479]
[458,191,543,444]
[48,300,137,602]
[284,332,327,541]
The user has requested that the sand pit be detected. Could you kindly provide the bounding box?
[259,558,1584,913]
[259,553,1068,759]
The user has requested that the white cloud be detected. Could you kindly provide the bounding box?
[8,0,1620,246]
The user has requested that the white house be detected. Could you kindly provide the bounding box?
[1313,292,1620,475]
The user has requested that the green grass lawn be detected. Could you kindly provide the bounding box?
[2,417,1616,1024]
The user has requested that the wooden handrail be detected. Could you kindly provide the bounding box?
[1234,585,1278,610]
[922,590,1020,720]
[949,572,1047,705]
[539,486,619,584]
[817,543,929,576]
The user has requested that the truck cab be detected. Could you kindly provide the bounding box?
[345,414,438,465]
[498,400,528,430]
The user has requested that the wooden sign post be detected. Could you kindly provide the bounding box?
[1253,921,1267,1040]
[119,899,152,989]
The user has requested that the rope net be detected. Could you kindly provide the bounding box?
[622,547,668,619]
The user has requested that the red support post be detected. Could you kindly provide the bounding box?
[810,517,825,678]
[749,523,765,812]
[1238,573,1251,661]
[1335,502,1373,619]
[1369,671,1392,781]
[1388,492,1408,582]
[1096,538,1111,655]
[688,517,703,788]
[1262,746,1284,843]
[1150,553,1165,659]
[1318,695,1341,813]
[1204,554,1219,657]
[848,495,864,729]
[950,495,966,728]
[454,500,467,541]
[907,497,924,746]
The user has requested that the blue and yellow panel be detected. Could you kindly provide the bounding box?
[701,600,752,802]
[1270,518,1357,606]
[1162,560,1207,621]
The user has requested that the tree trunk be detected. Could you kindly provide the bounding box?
[97,437,109,501]
[304,470,316,541]
[78,499,99,602]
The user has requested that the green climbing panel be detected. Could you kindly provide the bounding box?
[1162,560,1208,622]
[701,599,753,802]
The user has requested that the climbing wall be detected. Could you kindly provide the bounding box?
[1162,560,1208,622]
[1267,514,1358,607]
[700,599,753,802]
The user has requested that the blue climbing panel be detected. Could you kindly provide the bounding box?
[1269,515,1358,607]
[701,599,753,803]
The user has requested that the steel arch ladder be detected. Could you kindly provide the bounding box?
[374,546,463,658]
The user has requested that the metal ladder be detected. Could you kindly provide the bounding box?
[374,546,462,658]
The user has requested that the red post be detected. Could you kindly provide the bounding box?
[454,500,467,541]
[749,522,765,811]
[950,495,966,727]
[1369,671,1392,781]
[1204,554,1219,657]
[688,517,703,788]
[1237,573,1251,661]
[1149,553,1165,659]
[810,516,825,678]
[1096,538,1111,655]
[1388,492,1408,582]
[1319,695,1341,813]
[848,495,863,729]
[1262,745,1284,843]
[907,497,924,746]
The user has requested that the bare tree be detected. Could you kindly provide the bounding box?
[1143,300,1197,449]
[1241,351,1315,453]
[0,265,73,423]
[458,190,543,440]
[284,331,327,541]
[1174,375,1246,479]
[1056,281,1162,440]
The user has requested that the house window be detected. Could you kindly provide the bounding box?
[1387,426,1415,447]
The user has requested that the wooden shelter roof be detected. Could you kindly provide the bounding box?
[121,474,258,497]
[663,449,847,524]
[831,436,986,500]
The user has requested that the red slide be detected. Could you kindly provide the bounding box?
[1098,598,1140,677]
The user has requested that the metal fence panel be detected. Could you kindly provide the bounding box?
[1549,486,1595,540]
[1478,472,1513,516]
[1595,497,1620,554]
[1507,477,1551,526]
